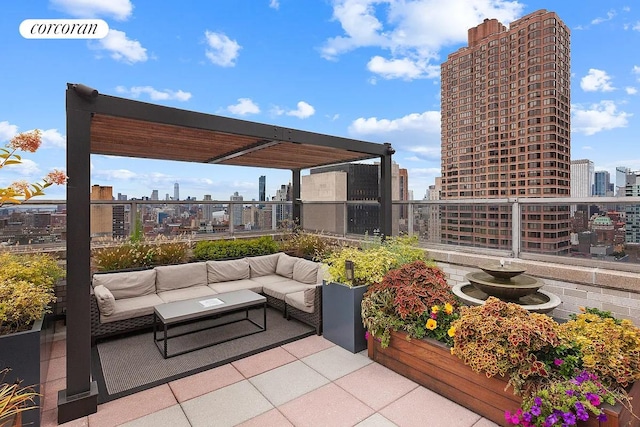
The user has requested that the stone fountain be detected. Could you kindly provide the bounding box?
[452,260,561,314]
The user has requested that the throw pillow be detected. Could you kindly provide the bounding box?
[275,253,297,279]
[93,285,116,316]
[293,259,319,284]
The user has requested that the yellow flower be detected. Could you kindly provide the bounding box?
[444,303,454,315]
[447,326,456,337]
[450,347,455,355]
[426,319,437,330]
[431,305,439,313]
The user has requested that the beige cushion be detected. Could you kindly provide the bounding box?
[207,259,250,283]
[262,280,309,300]
[208,279,262,294]
[157,285,218,303]
[155,262,208,292]
[249,274,288,286]
[247,253,281,277]
[93,285,115,316]
[304,286,316,306]
[293,259,319,284]
[275,253,297,279]
[100,294,164,323]
[92,269,156,300]
[285,290,314,313]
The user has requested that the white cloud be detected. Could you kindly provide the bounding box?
[115,86,192,101]
[349,111,440,134]
[367,56,439,80]
[227,98,260,115]
[626,87,638,95]
[633,65,640,79]
[580,69,615,92]
[0,121,18,142]
[286,101,315,119]
[40,129,66,149]
[93,168,138,180]
[591,10,616,25]
[321,0,524,80]
[407,146,441,160]
[269,0,280,10]
[633,21,640,31]
[50,0,133,20]
[205,31,241,67]
[97,29,148,64]
[572,101,632,135]
[582,146,593,150]
[5,158,40,176]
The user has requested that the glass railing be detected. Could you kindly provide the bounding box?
[2,196,639,271]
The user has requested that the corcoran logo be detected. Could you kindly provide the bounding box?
[20,19,109,39]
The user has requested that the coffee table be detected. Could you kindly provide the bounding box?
[153,289,267,358]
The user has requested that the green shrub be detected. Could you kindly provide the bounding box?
[92,241,189,271]
[193,236,279,260]
[278,231,343,261]
[0,252,64,334]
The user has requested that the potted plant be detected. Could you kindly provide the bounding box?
[0,369,39,427]
[322,235,426,352]
[366,283,640,427]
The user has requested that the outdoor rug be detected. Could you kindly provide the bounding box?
[92,307,315,403]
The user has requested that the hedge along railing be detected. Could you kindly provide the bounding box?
[192,236,280,260]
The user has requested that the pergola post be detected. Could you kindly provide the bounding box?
[58,84,98,423]
[292,168,301,227]
[380,143,394,238]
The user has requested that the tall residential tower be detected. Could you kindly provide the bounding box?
[440,9,571,254]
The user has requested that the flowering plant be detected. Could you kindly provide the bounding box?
[410,303,459,347]
[1,129,67,206]
[505,371,617,427]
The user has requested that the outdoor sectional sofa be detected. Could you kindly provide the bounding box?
[90,252,325,343]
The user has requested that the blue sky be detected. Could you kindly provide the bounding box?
[1,0,639,201]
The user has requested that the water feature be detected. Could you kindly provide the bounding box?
[452,259,561,314]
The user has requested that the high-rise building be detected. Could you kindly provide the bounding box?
[440,9,571,254]
[570,159,594,197]
[616,166,631,196]
[398,167,409,220]
[90,185,113,239]
[274,183,292,226]
[230,191,243,227]
[150,190,159,201]
[259,175,266,206]
[625,172,640,243]
[594,171,611,196]
[174,182,180,201]
[202,195,213,223]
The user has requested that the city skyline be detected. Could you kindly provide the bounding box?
[1,1,640,201]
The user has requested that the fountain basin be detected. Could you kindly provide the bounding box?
[465,271,543,300]
[452,283,561,314]
[479,264,527,281]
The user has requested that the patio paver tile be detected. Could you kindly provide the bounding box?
[248,360,330,407]
[119,404,191,427]
[355,413,399,427]
[380,387,482,427]
[45,355,66,383]
[301,345,372,381]
[169,363,244,403]
[236,408,295,426]
[335,363,418,411]
[181,380,273,427]
[281,334,335,359]
[472,418,500,427]
[42,377,66,411]
[50,339,67,359]
[41,409,88,427]
[87,384,177,427]
[232,346,296,378]
[278,382,374,427]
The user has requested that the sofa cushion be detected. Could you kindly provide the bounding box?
[93,285,115,316]
[262,280,309,300]
[275,253,297,279]
[247,253,281,277]
[155,262,208,292]
[208,279,262,294]
[248,274,288,286]
[304,286,316,306]
[207,259,250,283]
[100,293,164,324]
[92,269,157,300]
[293,259,319,284]
[285,289,314,314]
[157,285,218,304]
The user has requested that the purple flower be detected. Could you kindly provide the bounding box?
[544,413,559,427]
[534,397,542,406]
[365,331,370,341]
[531,405,542,416]
[561,411,576,425]
[523,412,533,423]
[430,312,438,320]
[597,413,608,422]
[586,393,601,406]
[554,358,564,366]
[565,389,576,396]
[505,410,521,424]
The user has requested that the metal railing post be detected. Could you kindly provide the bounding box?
[408,202,414,237]
[343,202,348,237]
[511,199,520,258]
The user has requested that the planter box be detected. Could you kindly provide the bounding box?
[0,316,54,427]
[368,330,640,427]
[322,281,368,353]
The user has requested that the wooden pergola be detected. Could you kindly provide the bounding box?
[60,83,395,422]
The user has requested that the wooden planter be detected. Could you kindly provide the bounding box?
[368,330,640,427]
